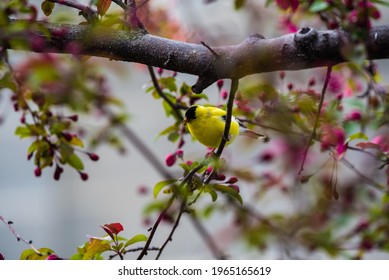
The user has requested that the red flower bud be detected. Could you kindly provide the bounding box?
[61,132,73,142]
[54,165,64,181]
[175,149,184,159]
[88,153,99,161]
[46,254,62,260]
[221,89,228,100]
[165,153,176,167]
[226,176,238,184]
[346,111,362,121]
[216,173,226,181]
[67,114,78,122]
[27,152,34,161]
[216,79,224,89]
[34,167,42,177]
[79,172,89,181]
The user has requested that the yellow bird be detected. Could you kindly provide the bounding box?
[183,105,267,148]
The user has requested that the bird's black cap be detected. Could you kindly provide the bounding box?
[185,105,197,121]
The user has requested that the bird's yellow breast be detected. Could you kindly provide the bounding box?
[186,106,240,148]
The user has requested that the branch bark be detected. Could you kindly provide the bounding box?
[3,20,389,92]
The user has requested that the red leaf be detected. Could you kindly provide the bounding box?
[101,223,124,239]
[97,0,111,16]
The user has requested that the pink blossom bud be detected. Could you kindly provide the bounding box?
[80,172,89,181]
[67,114,78,122]
[175,149,184,159]
[138,185,149,195]
[346,111,362,121]
[165,153,176,167]
[88,153,100,161]
[308,77,316,87]
[46,254,62,260]
[216,79,224,89]
[34,167,42,177]
[226,176,238,184]
[205,166,213,175]
[221,89,228,100]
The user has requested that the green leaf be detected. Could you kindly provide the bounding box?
[0,60,17,91]
[180,82,192,96]
[70,253,83,260]
[15,126,32,139]
[347,132,369,142]
[70,135,84,148]
[59,142,74,161]
[213,184,243,205]
[124,234,148,248]
[41,1,55,17]
[156,124,178,139]
[143,200,168,215]
[159,77,177,92]
[373,0,389,7]
[20,248,55,260]
[49,121,70,135]
[234,0,246,9]
[83,239,110,260]
[167,131,179,143]
[153,178,177,198]
[309,0,329,12]
[208,189,218,202]
[67,153,85,170]
[27,140,39,155]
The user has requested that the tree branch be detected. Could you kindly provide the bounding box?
[4,20,389,92]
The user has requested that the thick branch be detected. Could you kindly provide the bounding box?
[4,21,389,92]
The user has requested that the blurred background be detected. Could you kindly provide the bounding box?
[1,0,389,259]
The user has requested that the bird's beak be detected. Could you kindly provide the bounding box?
[182,117,188,124]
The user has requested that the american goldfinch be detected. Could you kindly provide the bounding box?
[183,105,267,148]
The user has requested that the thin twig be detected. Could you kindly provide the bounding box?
[341,157,388,193]
[136,156,210,259]
[215,79,239,158]
[156,198,187,259]
[126,0,183,121]
[109,246,160,259]
[148,66,183,121]
[47,0,97,22]
[137,195,176,259]
[298,66,332,175]
[0,216,41,255]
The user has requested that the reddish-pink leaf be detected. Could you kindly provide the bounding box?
[97,0,111,16]
[101,223,124,239]
[356,142,381,150]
